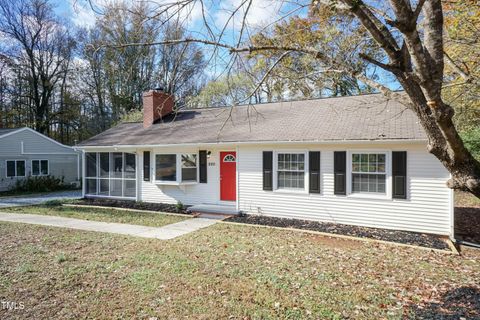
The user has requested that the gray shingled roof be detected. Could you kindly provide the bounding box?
[78,94,426,147]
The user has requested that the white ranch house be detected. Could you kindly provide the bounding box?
[0,127,81,191]
[76,91,453,237]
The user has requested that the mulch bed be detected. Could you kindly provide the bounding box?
[74,198,191,215]
[74,198,480,250]
[455,206,480,244]
[227,215,450,250]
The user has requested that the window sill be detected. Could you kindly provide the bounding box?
[154,181,198,186]
[273,188,308,195]
[346,193,390,200]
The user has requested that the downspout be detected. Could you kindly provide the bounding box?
[455,240,480,249]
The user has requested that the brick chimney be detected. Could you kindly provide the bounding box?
[143,89,174,128]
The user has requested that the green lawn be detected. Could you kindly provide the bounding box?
[0,221,478,319]
[1,204,189,227]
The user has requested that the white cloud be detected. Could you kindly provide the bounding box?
[214,0,283,31]
[68,0,205,29]
[69,0,97,28]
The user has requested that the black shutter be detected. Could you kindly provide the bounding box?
[309,151,321,193]
[334,151,346,195]
[199,150,207,183]
[143,151,150,181]
[392,151,407,199]
[263,151,273,191]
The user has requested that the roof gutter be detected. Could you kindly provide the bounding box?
[75,138,428,150]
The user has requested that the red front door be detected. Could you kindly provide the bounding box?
[220,151,236,201]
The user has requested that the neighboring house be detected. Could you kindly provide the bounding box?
[77,90,453,237]
[0,127,81,191]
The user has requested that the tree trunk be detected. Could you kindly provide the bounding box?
[399,78,480,197]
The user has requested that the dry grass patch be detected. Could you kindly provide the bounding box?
[0,222,479,319]
[455,191,480,208]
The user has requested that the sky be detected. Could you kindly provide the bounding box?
[50,0,398,89]
[52,0,300,34]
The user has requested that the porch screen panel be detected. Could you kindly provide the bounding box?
[84,152,136,199]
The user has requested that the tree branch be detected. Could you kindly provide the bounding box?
[444,51,471,81]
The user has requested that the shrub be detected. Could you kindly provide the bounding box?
[11,175,70,193]
[176,201,184,213]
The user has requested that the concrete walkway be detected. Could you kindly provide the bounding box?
[0,190,82,208]
[0,212,217,240]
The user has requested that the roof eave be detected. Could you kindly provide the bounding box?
[75,138,428,149]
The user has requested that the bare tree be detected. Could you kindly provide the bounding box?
[0,0,76,134]
[95,0,480,197]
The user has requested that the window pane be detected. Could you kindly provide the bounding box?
[369,175,377,192]
[182,168,197,181]
[181,153,196,181]
[98,179,109,196]
[277,153,305,189]
[353,153,386,173]
[156,154,176,181]
[125,153,136,179]
[360,163,368,172]
[298,161,304,170]
[111,179,122,196]
[100,153,109,178]
[352,173,386,194]
[32,160,40,176]
[86,179,97,194]
[278,171,304,189]
[124,180,136,198]
[112,153,123,178]
[6,161,15,177]
[16,161,25,176]
[86,153,97,177]
[361,174,369,192]
[181,154,197,168]
[378,180,386,193]
[378,154,386,163]
[378,163,385,173]
[40,160,48,175]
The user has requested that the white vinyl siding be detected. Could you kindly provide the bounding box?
[82,141,452,236]
[139,147,222,205]
[0,128,81,191]
[238,143,452,236]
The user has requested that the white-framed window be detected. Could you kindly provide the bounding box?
[156,154,177,181]
[154,153,198,183]
[276,152,306,190]
[32,160,49,176]
[84,152,137,199]
[181,154,197,182]
[351,153,386,194]
[6,160,26,177]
